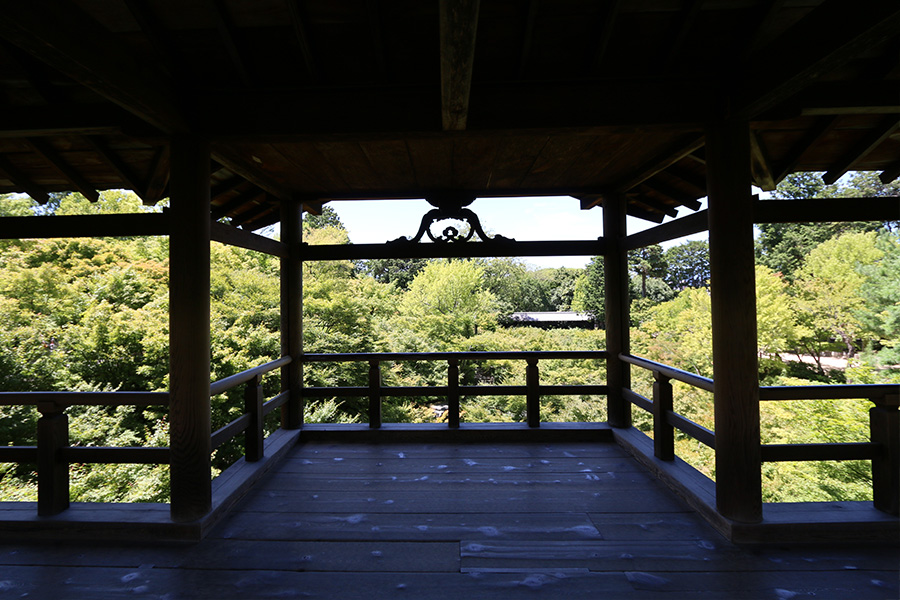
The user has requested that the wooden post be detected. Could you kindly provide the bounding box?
[244,374,264,462]
[37,404,68,516]
[369,360,382,428]
[526,357,540,428]
[447,359,460,428]
[706,120,762,524]
[168,136,212,523]
[653,373,675,461]
[604,192,631,428]
[870,394,899,515]
[280,196,303,429]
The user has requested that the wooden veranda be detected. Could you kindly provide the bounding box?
[0,0,898,585]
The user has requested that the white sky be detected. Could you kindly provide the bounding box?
[329,195,710,269]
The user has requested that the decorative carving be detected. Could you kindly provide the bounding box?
[389,193,514,244]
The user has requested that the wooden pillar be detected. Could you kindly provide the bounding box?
[168,136,211,523]
[706,120,762,524]
[447,359,460,429]
[870,395,899,515]
[526,357,540,428]
[369,360,382,428]
[37,406,69,516]
[604,192,631,428]
[280,197,303,429]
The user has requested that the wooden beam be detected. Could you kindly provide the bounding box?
[240,209,282,233]
[304,239,605,262]
[666,165,707,195]
[210,148,291,202]
[366,0,387,81]
[633,191,679,218]
[754,197,900,224]
[741,0,787,58]
[613,135,706,194]
[122,0,186,83]
[880,160,900,185]
[84,137,147,202]
[232,201,276,228]
[285,0,319,82]
[748,130,776,192]
[211,188,266,221]
[168,135,212,523]
[0,213,169,240]
[624,210,708,251]
[0,154,49,204]
[210,175,245,203]
[0,38,65,105]
[26,138,99,202]
[740,0,900,119]
[822,116,900,184]
[706,119,761,524]
[661,0,704,69]
[210,220,288,258]
[518,0,539,78]
[440,0,480,131]
[772,116,836,184]
[592,0,623,71]
[210,0,253,86]
[0,0,187,133]
[639,179,702,209]
[625,202,666,223]
[144,145,171,205]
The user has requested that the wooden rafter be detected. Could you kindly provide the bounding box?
[241,209,282,233]
[740,0,900,120]
[0,39,63,106]
[210,0,253,86]
[26,138,99,202]
[625,199,666,223]
[211,148,291,202]
[879,160,900,185]
[0,106,128,138]
[286,0,319,82]
[665,165,706,196]
[613,135,705,194]
[439,0,480,131]
[144,145,171,205]
[211,188,266,221]
[235,201,278,229]
[772,116,836,184]
[210,175,246,203]
[592,0,623,71]
[748,130,776,192]
[633,191,679,218]
[822,116,900,185]
[640,178,702,210]
[741,0,787,58]
[518,0,539,78]
[366,0,387,81]
[122,0,186,82]
[84,136,146,202]
[661,0,704,69]
[0,0,187,134]
[0,154,49,204]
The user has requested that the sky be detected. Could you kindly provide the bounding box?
[328,195,710,269]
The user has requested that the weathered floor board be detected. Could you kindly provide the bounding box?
[0,440,896,599]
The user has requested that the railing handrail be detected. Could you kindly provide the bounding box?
[0,391,169,407]
[210,355,292,396]
[303,350,607,363]
[760,384,898,403]
[619,353,715,392]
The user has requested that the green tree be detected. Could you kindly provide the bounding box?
[858,232,900,364]
[664,240,709,290]
[629,244,667,298]
[571,257,604,325]
[356,257,429,290]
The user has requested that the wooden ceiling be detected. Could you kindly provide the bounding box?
[0,0,898,229]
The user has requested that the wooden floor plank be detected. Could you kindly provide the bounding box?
[274,456,645,475]
[213,511,606,542]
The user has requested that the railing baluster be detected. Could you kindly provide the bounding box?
[870,393,899,515]
[37,403,69,516]
[244,374,264,462]
[653,372,675,461]
[526,358,540,428]
[369,360,382,429]
[447,358,460,429]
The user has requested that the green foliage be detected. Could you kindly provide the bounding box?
[571,257,604,324]
[663,240,709,290]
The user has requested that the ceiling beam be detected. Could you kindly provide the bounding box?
[879,161,900,185]
[286,0,319,82]
[633,191,679,218]
[143,145,171,205]
[366,0,387,81]
[640,179,702,210]
[661,0,704,70]
[0,106,132,138]
[822,116,899,184]
[739,0,900,120]
[592,0,623,71]
[440,0,480,131]
[211,147,291,202]
[211,188,266,221]
[26,138,99,202]
[0,154,49,204]
[0,0,188,134]
[517,0,539,78]
[613,134,706,194]
[122,0,187,83]
[748,130,776,191]
[772,116,836,184]
[210,175,246,203]
[209,0,253,86]
[85,136,148,202]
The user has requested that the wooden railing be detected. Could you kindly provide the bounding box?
[302,351,608,428]
[0,391,170,516]
[621,353,899,515]
[209,356,292,461]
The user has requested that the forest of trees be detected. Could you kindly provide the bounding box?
[0,172,897,506]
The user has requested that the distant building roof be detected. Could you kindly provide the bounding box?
[508,311,593,323]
